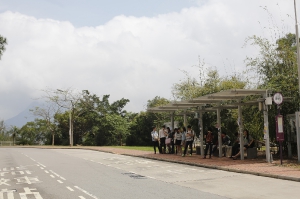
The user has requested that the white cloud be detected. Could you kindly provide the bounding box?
[0,0,297,120]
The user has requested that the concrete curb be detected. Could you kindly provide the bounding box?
[5,146,300,182]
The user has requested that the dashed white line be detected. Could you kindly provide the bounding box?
[40,167,44,170]
[50,175,55,178]
[67,186,74,191]
[38,163,46,167]
[49,170,66,180]
[74,186,98,199]
[57,180,63,183]
[45,170,49,173]
[79,196,86,199]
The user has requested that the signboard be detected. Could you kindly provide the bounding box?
[273,93,283,105]
[276,115,284,141]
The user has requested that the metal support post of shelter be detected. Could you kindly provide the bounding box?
[217,108,222,157]
[171,112,174,131]
[238,101,244,160]
[264,94,271,163]
[184,112,187,127]
[199,107,204,157]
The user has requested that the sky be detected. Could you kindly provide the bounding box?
[0,0,299,122]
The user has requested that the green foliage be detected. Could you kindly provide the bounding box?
[126,111,157,146]
[171,68,246,135]
[0,34,7,60]
[18,119,49,145]
[0,120,10,141]
[244,33,300,141]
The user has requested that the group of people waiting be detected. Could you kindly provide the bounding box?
[203,128,254,159]
[151,125,194,157]
[151,124,255,160]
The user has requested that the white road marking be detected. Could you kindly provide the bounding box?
[40,167,44,170]
[44,171,49,174]
[50,175,55,178]
[0,178,10,186]
[66,186,74,191]
[79,196,85,199]
[15,176,42,184]
[49,170,59,177]
[49,170,66,180]
[57,180,63,183]
[0,172,9,177]
[0,189,16,199]
[19,187,43,199]
[37,163,46,168]
[74,186,98,199]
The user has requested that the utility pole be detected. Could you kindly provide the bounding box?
[294,0,300,162]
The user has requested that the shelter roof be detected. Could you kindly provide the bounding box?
[147,89,270,113]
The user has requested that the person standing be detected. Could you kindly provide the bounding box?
[170,128,175,154]
[182,125,194,157]
[166,127,172,154]
[151,126,159,154]
[175,128,182,155]
[204,127,214,159]
[158,125,167,154]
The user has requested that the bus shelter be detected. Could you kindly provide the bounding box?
[147,89,272,162]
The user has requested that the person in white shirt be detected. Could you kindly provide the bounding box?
[175,128,182,155]
[151,126,159,154]
[158,125,167,154]
[182,125,194,157]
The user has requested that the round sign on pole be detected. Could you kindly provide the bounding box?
[273,93,283,105]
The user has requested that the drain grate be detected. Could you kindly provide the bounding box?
[122,172,146,179]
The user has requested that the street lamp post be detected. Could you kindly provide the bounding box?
[294,0,300,162]
[294,0,300,95]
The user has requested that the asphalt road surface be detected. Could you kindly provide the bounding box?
[1,148,299,199]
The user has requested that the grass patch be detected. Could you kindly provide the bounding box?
[110,146,153,151]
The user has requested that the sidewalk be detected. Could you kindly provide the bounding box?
[93,146,300,182]
[7,145,300,182]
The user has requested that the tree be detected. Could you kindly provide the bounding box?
[31,103,61,145]
[0,34,7,60]
[244,33,299,141]
[18,119,49,145]
[42,88,84,146]
[126,111,157,146]
[172,68,247,135]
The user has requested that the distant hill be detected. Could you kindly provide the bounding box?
[5,102,41,128]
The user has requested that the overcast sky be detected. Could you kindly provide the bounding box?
[0,0,298,121]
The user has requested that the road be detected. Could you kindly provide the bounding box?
[0,148,299,199]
